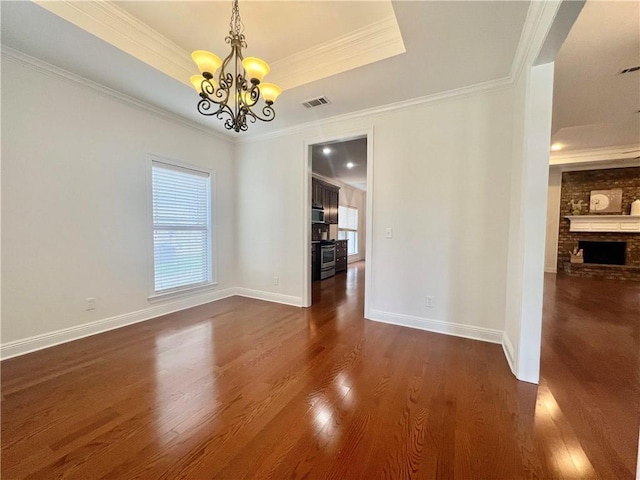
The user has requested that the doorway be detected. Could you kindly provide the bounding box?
[302,129,373,313]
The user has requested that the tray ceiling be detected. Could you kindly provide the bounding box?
[1,1,531,138]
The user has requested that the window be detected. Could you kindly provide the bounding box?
[338,206,358,256]
[151,160,212,294]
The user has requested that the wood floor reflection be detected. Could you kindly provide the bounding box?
[2,262,638,479]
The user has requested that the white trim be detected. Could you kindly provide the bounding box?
[302,127,374,310]
[4,0,551,149]
[0,288,236,360]
[302,140,312,308]
[147,282,219,304]
[0,46,231,144]
[5,0,552,149]
[234,288,302,308]
[637,430,640,480]
[502,332,516,375]
[241,77,513,144]
[368,309,504,345]
[544,268,558,274]
[550,160,640,173]
[364,130,374,319]
[33,1,194,86]
[550,144,640,166]
[312,173,366,193]
[347,255,364,264]
[565,215,640,233]
[33,2,404,94]
[269,15,405,91]
[509,1,551,82]
[238,0,553,145]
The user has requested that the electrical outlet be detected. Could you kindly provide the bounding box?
[385,227,393,239]
[85,297,96,311]
[273,276,279,286]
[425,296,434,308]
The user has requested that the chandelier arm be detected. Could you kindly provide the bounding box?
[210,102,241,132]
[198,77,230,108]
[217,44,237,92]
[197,97,224,117]
[240,83,259,109]
[244,104,276,123]
[200,78,216,97]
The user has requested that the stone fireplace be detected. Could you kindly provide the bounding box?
[558,167,640,281]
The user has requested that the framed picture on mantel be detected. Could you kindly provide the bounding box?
[589,189,622,213]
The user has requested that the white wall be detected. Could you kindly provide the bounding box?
[545,169,562,272]
[237,87,516,341]
[1,58,236,351]
[503,63,555,384]
[503,71,527,372]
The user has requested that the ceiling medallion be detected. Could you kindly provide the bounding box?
[190,0,282,133]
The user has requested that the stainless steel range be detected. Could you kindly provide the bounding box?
[320,241,336,279]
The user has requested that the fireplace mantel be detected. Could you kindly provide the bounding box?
[565,215,640,233]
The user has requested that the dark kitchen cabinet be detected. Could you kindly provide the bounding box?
[335,240,348,273]
[323,188,334,224]
[312,178,339,224]
[327,188,339,224]
[312,181,324,207]
[311,243,320,281]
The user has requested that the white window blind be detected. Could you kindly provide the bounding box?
[338,206,358,256]
[152,161,211,293]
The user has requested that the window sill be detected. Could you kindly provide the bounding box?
[148,282,218,303]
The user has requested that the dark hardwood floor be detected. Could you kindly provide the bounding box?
[1,263,638,479]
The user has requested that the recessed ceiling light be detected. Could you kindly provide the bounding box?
[551,143,563,151]
[322,147,331,155]
[346,162,355,169]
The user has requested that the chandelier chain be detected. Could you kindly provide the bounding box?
[229,0,244,36]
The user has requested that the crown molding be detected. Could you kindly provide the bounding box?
[550,144,640,166]
[236,75,514,144]
[312,173,366,193]
[269,15,405,91]
[1,46,232,144]
[236,0,554,145]
[18,0,557,147]
[33,0,193,86]
[33,1,405,94]
[508,1,550,82]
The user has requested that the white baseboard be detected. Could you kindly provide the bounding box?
[0,287,236,360]
[3,291,511,364]
[234,288,302,307]
[502,332,516,375]
[367,309,503,344]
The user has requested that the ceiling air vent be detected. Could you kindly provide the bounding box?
[619,65,640,74]
[302,96,331,109]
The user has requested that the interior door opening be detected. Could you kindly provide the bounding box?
[305,134,369,310]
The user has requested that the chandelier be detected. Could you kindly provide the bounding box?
[190,0,281,133]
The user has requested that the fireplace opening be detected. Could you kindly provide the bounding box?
[578,241,626,265]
